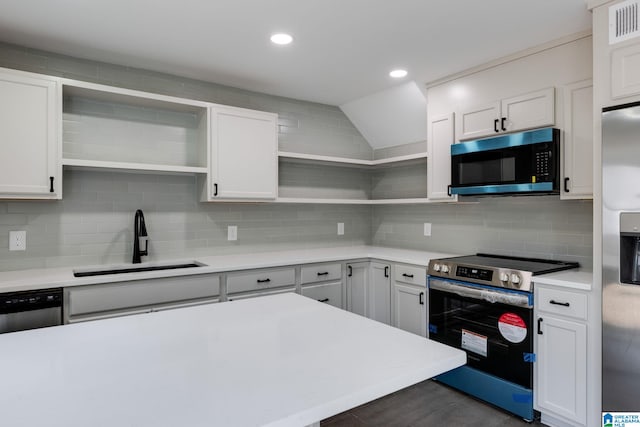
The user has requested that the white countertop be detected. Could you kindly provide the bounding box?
[0,293,466,427]
[0,246,455,293]
[532,269,593,291]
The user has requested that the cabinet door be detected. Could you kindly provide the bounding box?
[346,262,369,317]
[501,87,554,133]
[369,263,391,325]
[611,42,640,99]
[536,315,587,425]
[427,113,456,201]
[301,281,343,309]
[209,105,277,200]
[0,70,59,198]
[561,80,593,200]
[393,283,426,337]
[455,102,500,141]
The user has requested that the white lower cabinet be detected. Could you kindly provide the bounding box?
[393,283,426,337]
[346,262,369,317]
[534,284,587,426]
[369,262,391,325]
[393,264,427,337]
[64,274,221,323]
[345,261,396,326]
[301,281,343,309]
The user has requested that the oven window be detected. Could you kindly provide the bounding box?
[428,286,532,388]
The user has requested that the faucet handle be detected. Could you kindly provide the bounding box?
[139,236,149,256]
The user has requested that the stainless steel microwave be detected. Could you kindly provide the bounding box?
[449,127,560,196]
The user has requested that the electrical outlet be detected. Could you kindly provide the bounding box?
[423,223,432,237]
[9,230,26,251]
[337,223,344,235]
[227,225,238,241]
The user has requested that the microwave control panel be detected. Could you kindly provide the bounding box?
[534,148,553,181]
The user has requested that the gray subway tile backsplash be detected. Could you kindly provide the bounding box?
[0,41,594,271]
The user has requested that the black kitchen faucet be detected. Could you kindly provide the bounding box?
[132,209,149,263]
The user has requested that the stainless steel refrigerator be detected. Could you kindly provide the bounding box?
[602,103,640,411]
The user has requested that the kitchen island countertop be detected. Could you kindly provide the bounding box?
[0,292,466,427]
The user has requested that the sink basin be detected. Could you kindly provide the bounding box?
[73,262,204,278]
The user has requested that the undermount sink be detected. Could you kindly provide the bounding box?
[73,262,205,278]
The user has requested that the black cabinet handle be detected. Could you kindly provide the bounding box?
[49,176,54,193]
[419,291,424,305]
[214,183,218,196]
[501,117,507,131]
[494,118,499,133]
[318,298,329,303]
[257,278,271,283]
[317,272,329,276]
[550,300,570,307]
[384,266,389,278]
[447,184,452,196]
[537,318,543,335]
[402,273,414,278]
[348,265,352,277]
[564,177,570,193]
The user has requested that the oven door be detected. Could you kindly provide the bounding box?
[428,277,533,389]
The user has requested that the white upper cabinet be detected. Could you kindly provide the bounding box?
[0,68,60,199]
[455,102,500,141]
[427,113,456,201]
[456,88,555,141]
[561,80,593,200]
[208,105,278,201]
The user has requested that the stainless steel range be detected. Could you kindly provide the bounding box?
[427,253,579,421]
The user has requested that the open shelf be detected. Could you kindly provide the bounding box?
[62,158,208,174]
[277,151,432,204]
[277,151,428,167]
[275,197,439,205]
[61,79,209,174]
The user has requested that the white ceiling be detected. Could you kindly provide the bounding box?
[0,1,592,107]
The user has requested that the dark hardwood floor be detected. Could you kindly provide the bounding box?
[321,379,545,427]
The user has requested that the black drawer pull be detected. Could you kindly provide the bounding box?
[419,292,424,305]
[402,273,414,278]
[257,278,271,283]
[564,177,570,193]
[384,266,389,278]
[317,272,329,276]
[549,300,570,307]
[501,117,507,131]
[537,318,543,335]
[494,118,499,133]
[318,298,329,303]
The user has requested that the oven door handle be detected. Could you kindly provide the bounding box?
[429,279,531,308]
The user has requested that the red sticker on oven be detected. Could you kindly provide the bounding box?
[498,312,527,343]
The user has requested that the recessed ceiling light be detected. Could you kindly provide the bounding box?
[389,69,408,78]
[270,33,293,45]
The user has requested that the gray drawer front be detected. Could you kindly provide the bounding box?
[68,274,220,316]
[226,267,296,294]
[300,263,342,284]
[301,281,343,309]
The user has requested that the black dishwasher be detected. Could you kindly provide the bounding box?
[0,288,63,333]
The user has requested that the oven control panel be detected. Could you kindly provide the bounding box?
[428,261,532,291]
[456,266,493,282]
